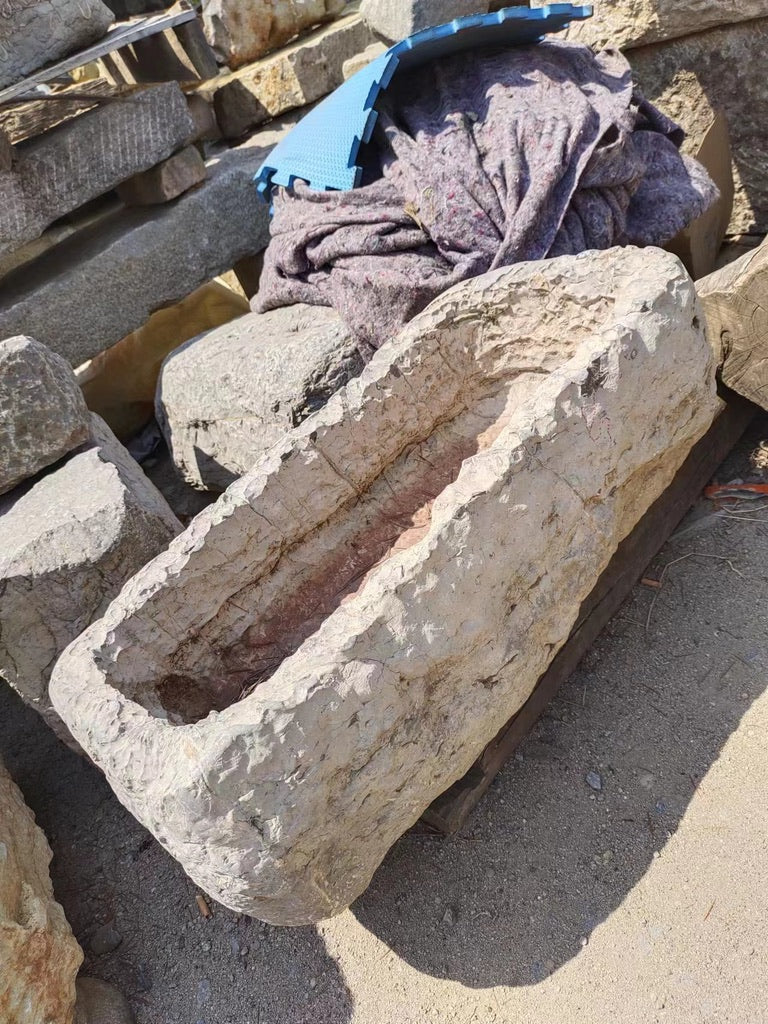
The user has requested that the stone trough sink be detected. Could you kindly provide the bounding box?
[50,247,720,925]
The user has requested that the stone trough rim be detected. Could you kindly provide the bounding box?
[49,246,718,925]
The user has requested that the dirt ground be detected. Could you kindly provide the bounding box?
[2,416,768,1024]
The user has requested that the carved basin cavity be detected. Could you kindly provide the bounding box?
[50,249,719,925]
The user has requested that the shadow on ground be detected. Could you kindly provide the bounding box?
[0,686,354,1024]
[2,422,767,1018]
[351,419,768,987]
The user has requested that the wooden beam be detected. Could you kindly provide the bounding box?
[698,239,768,411]
[0,81,148,145]
[422,394,755,834]
[0,8,198,104]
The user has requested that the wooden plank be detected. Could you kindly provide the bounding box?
[422,394,755,834]
[0,82,194,262]
[0,8,198,104]
[0,81,109,144]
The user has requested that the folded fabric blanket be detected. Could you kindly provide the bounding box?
[256,40,717,354]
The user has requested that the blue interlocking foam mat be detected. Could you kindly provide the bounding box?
[255,4,593,199]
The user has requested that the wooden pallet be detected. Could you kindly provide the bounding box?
[0,4,216,105]
[422,393,755,834]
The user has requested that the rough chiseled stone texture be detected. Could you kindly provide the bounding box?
[629,19,768,234]
[202,0,345,69]
[0,335,90,496]
[0,414,181,744]
[0,83,194,260]
[50,248,720,926]
[0,759,83,1024]
[205,11,374,139]
[562,0,768,51]
[360,0,489,40]
[698,239,768,410]
[0,118,295,367]
[116,144,206,207]
[157,304,364,491]
[0,0,113,90]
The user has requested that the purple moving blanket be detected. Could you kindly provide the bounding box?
[256,41,717,354]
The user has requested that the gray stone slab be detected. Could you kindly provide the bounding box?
[0,0,113,90]
[0,413,181,744]
[0,335,90,495]
[156,305,364,491]
[630,19,768,234]
[360,0,489,41]
[564,0,768,51]
[116,144,206,207]
[0,82,194,260]
[202,0,345,69]
[203,11,374,139]
[0,117,295,368]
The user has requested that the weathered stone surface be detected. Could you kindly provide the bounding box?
[0,0,113,90]
[360,0,488,40]
[664,111,734,281]
[698,238,768,410]
[562,0,768,51]
[0,336,90,496]
[342,40,387,79]
[157,304,364,490]
[0,758,83,1024]
[630,20,768,234]
[186,93,221,143]
[202,0,345,69]
[205,11,374,139]
[78,281,249,442]
[50,247,719,925]
[117,144,206,207]
[0,414,181,743]
[0,116,295,368]
[0,83,194,260]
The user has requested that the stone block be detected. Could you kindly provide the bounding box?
[204,11,374,139]
[202,0,345,69]
[360,0,489,41]
[186,93,221,142]
[342,41,387,79]
[630,19,768,234]
[0,336,90,495]
[0,116,295,368]
[50,247,719,925]
[0,0,113,90]
[0,758,83,1024]
[156,304,364,491]
[78,280,249,442]
[0,414,182,744]
[562,0,768,51]
[117,145,207,207]
[698,238,768,411]
[0,83,194,261]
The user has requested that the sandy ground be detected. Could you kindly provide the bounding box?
[2,418,768,1024]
